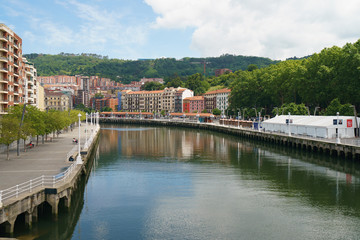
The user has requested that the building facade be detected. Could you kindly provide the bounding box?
[184,96,205,113]
[44,90,70,111]
[0,23,24,114]
[204,88,231,114]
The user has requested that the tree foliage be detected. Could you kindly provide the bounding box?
[23,53,277,84]
[228,40,360,116]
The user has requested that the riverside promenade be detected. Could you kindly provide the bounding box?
[0,123,98,190]
[0,122,100,235]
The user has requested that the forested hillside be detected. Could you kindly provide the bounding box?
[23,53,277,83]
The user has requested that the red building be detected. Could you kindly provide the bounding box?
[215,68,232,77]
[92,97,118,111]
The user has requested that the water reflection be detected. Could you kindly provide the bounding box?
[12,124,360,239]
[99,124,360,216]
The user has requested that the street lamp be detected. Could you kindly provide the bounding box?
[274,107,279,116]
[76,113,82,164]
[85,113,88,144]
[314,107,320,116]
[350,105,359,138]
[288,112,291,136]
[336,112,340,143]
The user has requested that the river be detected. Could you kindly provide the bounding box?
[17,124,360,239]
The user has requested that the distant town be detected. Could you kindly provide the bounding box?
[0,23,231,116]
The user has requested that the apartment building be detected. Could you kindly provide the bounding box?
[215,68,232,77]
[92,97,118,111]
[122,87,193,113]
[0,23,24,114]
[44,90,70,111]
[183,96,205,113]
[216,88,231,114]
[174,88,193,113]
[23,58,38,107]
[204,88,231,113]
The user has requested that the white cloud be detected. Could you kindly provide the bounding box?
[55,0,148,55]
[144,0,360,59]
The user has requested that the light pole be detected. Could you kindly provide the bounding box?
[85,113,88,144]
[288,112,291,136]
[336,112,340,143]
[314,107,320,116]
[76,113,82,164]
[274,107,279,116]
[350,105,359,137]
[258,112,261,132]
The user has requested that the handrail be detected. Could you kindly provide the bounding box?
[0,162,78,207]
[0,124,101,207]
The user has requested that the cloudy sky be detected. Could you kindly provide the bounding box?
[1,0,360,60]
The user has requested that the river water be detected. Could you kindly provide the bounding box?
[17,125,360,239]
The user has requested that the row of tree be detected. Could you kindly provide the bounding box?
[0,105,86,160]
[226,40,360,116]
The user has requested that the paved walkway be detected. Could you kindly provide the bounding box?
[0,123,98,190]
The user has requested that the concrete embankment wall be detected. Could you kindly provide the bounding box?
[0,128,100,235]
[100,118,360,160]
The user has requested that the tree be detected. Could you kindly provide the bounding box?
[212,108,221,115]
[141,81,165,91]
[101,106,113,112]
[324,98,354,116]
[247,64,258,71]
[0,116,20,160]
[185,73,210,95]
[201,109,208,113]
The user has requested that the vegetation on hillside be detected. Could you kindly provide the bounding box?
[23,53,277,84]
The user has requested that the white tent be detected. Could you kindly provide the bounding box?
[262,115,360,139]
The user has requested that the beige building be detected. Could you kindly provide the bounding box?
[37,84,45,111]
[122,87,193,113]
[23,58,37,107]
[44,90,70,111]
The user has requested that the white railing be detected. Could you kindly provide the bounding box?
[0,162,78,207]
[83,125,100,150]
[66,145,78,161]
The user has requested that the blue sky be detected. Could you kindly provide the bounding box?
[1,0,360,60]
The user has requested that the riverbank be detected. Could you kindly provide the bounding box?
[0,122,100,236]
[100,118,360,160]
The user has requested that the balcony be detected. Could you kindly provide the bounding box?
[0,47,8,52]
[0,78,7,83]
[13,43,19,49]
[0,56,7,62]
[14,53,18,59]
[0,97,8,104]
[0,35,8,42]
[0,68,7,73]
[0,87,7,93]
[13,71,19,77]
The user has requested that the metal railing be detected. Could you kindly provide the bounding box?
[84,125,100,149]
[0,162,78,207]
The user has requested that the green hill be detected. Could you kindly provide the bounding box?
[23,53,278,84]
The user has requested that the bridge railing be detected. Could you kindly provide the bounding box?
[0,161,78,208]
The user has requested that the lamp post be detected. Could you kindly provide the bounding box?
[314,107,320,116]
[274,107,279,116]
[336,112,340,143]
[258,111,261,132]
[76,113,82,164]
[288,112,291,136]
[85,113,88,144]
[350,105,359,138]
